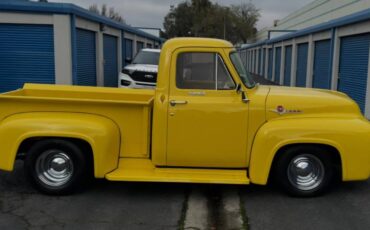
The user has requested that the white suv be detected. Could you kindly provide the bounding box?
[119,49,160,89]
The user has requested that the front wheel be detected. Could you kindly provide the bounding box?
[274,146,334,197]
[24,139,89,195]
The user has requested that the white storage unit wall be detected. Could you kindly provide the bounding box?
[0,1,163,90]
[239,8,370,118]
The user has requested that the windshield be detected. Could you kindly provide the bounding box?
[132,51,160,65]
[230,52,256,88]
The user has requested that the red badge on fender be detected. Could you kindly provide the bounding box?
[277,105,285,113]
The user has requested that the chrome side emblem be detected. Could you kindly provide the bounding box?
[144,74,154,79]
[189,91,206,96]
[271,105,303,115]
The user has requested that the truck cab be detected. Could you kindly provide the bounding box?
[0,38,369,197]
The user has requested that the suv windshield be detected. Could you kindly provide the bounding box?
[132,51,160,65]
[230,52,256,88]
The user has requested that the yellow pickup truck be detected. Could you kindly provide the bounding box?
[0,38,369,197]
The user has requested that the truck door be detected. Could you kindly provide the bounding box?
[166,48,249,168]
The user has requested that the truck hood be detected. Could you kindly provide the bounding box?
[265,86,362,120]
[124,64,158,73]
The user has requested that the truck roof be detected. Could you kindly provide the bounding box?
[162,38,234,52]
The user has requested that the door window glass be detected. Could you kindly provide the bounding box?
[176,52,235,90]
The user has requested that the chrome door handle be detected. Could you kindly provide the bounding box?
[170,100,188,106]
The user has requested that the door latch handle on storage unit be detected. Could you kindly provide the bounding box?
[170,100,188,107]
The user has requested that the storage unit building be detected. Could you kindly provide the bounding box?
[296,43,308,87]
[76,28,96,86]
[283,46,292,86]
[240,8,370,118]
[0,24,55,92]
[313,39,331,89]
[274,47,282,84]
[0,1,163,92]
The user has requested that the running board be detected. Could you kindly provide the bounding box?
[105,159,249,185]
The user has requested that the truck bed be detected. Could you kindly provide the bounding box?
[0,84,154,158]
[5,83,154,105]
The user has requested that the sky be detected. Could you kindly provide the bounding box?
[50,0,312,30]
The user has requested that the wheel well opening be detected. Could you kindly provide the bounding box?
[17,137,94,175]
[269,143,343,183]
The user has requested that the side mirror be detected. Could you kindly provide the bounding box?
[236,83,242,94]
[236,83,250,103]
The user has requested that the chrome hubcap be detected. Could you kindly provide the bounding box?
[35,150,74,187]
[287,154,324,191]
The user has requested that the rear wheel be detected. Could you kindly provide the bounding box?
[274,145,334,197]
[24,139,88,195]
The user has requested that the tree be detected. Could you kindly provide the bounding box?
[162,0,260,44]
[231,3,260,43]
[89,4,125,24]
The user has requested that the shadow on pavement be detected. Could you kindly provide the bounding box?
[239,180,370,230]
[0,161,186,230]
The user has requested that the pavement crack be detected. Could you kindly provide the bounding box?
[182,186,247,230]
[178,186,191,230]
[206,186,224,230]
[238,189,249,230]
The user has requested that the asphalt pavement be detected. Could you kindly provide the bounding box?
[0,161,185,230]
[240,182,370,230]
[1,161,369,230]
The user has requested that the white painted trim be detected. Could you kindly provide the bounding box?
[117,34,122,79]
[250,50,253,73]
[331,32,340,90]
[255,49,258,75]
[272,47,276,81]
[133,35,138,55]
[264,48,269,79]
[260,48,264,75]
[124,32,135,40]
[95,32,100,86]
[97,32,104,86]
[255,48,260,75]
[0,12,53,24]
[76,17,99,32]
[274,42,283,48]
[337,20,370,38]
[283,40,293,46]
[291,39,297,86]
[306,34,314,88]
[313,30,331,41]
[247,50,250,72]
[254,49,258,74]
[136,36,147,43]
[280,42,285,85]
[103,26,120,37]
[53,14,72,85]
[251,50,253,73]
[365,40,370,118]
[295,36,309,44]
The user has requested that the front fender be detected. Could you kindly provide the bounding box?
[249,117,370,185]
[0,112,120,178]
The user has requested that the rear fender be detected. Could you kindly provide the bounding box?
[0,112,120,178]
